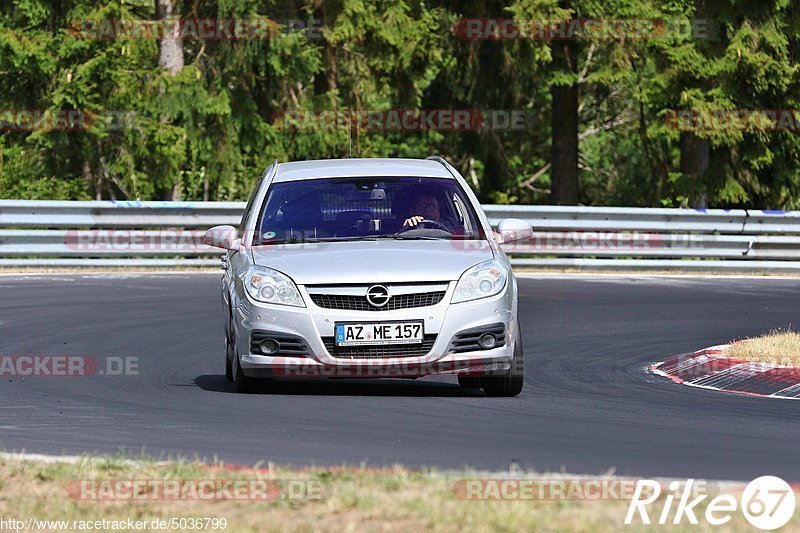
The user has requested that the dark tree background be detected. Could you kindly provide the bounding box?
[1,0,798,208]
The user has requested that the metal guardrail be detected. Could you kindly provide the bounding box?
[0,200,242,228]
[1,200,800,272]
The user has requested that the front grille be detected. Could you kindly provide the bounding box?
[250,331,310,357]
[310,291,445,311]
[448,323,506,353]
[322,334,438,359]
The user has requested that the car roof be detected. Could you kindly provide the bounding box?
[272,158,454,182]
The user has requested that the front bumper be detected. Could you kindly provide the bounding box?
[233,281,517,378]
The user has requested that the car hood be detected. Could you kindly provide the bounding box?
[250,240,494,285]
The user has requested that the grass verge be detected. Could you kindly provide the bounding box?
[726,329,800,366]
[0,454,790,532]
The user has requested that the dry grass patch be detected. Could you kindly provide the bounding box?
[0,455,790,532]
[725,329,800,366]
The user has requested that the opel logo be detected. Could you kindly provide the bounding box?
[366,285,391,308]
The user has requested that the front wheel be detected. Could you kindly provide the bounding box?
[231,349,261,393]
[229,328,267,394]
[481,332,524,397]
[225,335,234,382]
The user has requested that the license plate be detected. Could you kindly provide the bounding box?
[335,321,424,346]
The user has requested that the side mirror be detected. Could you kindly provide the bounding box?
[203,225,242,250]
[495,218,533,244]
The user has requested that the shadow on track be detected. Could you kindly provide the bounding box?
[193,374,488,397]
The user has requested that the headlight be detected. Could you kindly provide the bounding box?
[243,266,304,307]
[452,259,508,303]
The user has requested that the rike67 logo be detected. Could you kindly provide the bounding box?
[625,476,796,530]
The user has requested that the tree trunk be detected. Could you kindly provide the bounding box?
[155,0,183,200]
[82,158,102,201]
[550,42,579,205]
[481,130,511,202]
[172,178,182,201]
[156,0,183,75]
[313,0,337,95]
[680,132,710,208]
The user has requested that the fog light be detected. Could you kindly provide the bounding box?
[259,339,280,355]
[478,333,497,350]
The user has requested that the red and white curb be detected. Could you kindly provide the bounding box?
[651,345,800,400]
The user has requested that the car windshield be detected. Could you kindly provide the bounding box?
[252,176,485,245]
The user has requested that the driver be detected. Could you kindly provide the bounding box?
[403,192,443,228]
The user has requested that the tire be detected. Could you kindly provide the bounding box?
[224,334,234,382]
[457,376,481,388]
[231,349,260,393]
[481,332,524,397]
[229,327,272,393]
[228,323,265,393]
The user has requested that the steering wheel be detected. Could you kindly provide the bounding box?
[396,219,451,234]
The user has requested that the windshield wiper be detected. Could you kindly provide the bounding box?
[306,236,383,242]
[366,234,481,241]
[255,236,382,245]
[390,233,484,241]
[390,235,447,240]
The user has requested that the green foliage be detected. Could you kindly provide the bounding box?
[0,0,798,207]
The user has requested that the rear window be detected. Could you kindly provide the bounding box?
[252,177,484,245]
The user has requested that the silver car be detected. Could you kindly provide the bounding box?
[203,157,532,396]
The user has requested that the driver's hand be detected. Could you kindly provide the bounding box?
[403,216,424,227]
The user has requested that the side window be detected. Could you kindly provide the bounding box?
[452,193,473,233]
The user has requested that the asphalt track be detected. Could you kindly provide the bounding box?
[1,273,798,481]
